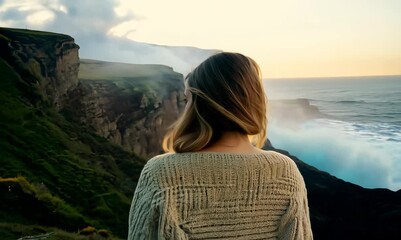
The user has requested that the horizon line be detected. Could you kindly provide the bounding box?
[265,74,401,80]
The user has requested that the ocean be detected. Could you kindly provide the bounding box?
[264,75,401,191]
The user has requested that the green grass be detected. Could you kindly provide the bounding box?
[0,27,184,238]
[79,59,179,80]
[0,223,123,240]
[79,59,183,98]
[0,27,73,47]
[0,55,146,238]
[78,59,184,114]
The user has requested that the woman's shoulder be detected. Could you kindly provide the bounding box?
[143,152,174,169]
[262,150,298,166]
[146,152,191,163]
[143,152,192,171]
[263,150,302,174]
[262,151,306,187]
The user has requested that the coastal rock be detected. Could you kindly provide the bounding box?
[0,28,185,158]
[0,28,79,110]
[268,98,328,127]
[66,59,185,157]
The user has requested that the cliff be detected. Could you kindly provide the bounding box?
[68,59,184,157]
[0,27,185,158]
[0,27,147,239]
[269,98,327,120]
[0,27,79,110]
[0,27,185,239]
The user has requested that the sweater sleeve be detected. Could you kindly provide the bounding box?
[128,161,160,239]
[278,161,313,240]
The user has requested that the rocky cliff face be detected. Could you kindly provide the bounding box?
[67,59,185,157]
[0,28,79,110]
[0,28,186,158]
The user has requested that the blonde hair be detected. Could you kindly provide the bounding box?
[163,52,267,153]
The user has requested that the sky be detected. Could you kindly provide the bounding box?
[0,0,400,78]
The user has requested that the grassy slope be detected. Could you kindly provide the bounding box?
[0,54,145,239]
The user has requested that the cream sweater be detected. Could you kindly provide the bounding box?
[128,151,313,239]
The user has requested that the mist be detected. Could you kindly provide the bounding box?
[0,0,218,75]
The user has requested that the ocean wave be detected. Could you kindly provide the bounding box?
[336,100,366,104]
[264,77,401,190]
[309,99,401,105]
[273,97,401,105]
[314,119,401,141]
[269,119,401,190]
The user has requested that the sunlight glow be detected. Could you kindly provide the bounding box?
[26,10,55,26]
[1,0,400,78]
[110,0,401,78]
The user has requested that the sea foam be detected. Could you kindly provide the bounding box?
[268,119,401,191]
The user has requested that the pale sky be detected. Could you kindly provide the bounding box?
[1,0,400,78]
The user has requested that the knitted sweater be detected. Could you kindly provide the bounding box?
[128,151,313,239]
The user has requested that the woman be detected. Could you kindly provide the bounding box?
[128,52,313,239]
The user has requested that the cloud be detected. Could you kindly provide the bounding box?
[46,0,134,37]
[1,7,23,22]
[26,10,55,26]
[0,0,62,27]
[0,0,216,74]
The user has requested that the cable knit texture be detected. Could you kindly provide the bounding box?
[128,151,313,239]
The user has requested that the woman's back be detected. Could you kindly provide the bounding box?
[128,151,312,239]
[128,52,312,239]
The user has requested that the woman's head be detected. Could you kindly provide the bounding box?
[163,52,267,153]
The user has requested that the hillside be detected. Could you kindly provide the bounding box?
[0,27,182,239]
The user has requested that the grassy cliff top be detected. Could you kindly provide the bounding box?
[79,59,184,98]
[79,59,182,80]
[0,27,73,43]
